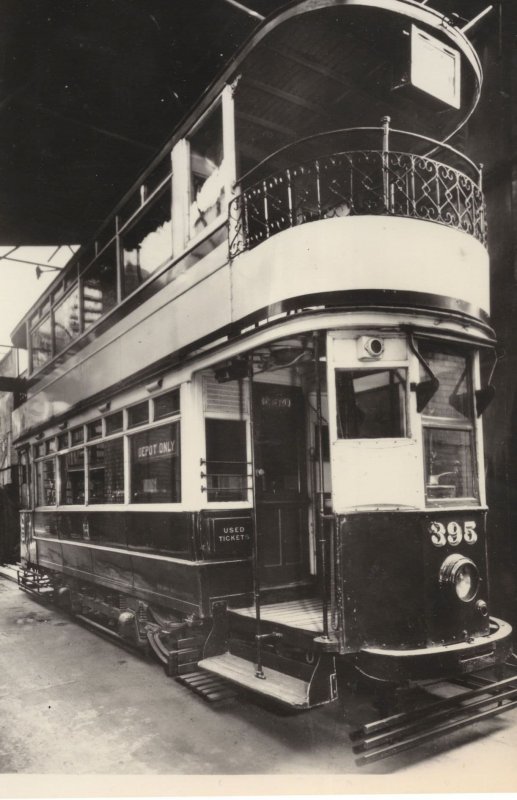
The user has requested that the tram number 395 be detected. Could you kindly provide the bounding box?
[429,520,478,547]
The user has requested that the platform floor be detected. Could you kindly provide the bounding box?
[231,597,325,632]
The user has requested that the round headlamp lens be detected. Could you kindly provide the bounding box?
[455,563,477,601]
[439,554,479,603]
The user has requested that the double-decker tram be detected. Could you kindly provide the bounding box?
[11,0,517,762]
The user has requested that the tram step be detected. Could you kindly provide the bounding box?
[176,670,239,703]
[198,652,337,709]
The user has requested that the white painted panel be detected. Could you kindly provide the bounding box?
[231,216,489,318]
[330,437,424,511]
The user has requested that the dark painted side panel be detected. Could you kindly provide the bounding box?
[131,556,203,614]
[37,538,64,570]
[92,547,134,589]
[339,509,489,651]
[339,513,425,650]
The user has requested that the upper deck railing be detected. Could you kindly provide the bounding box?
[229,120,487,258]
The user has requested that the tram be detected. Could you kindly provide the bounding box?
[10,0,516,756]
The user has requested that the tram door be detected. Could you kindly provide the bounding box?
[252,382,310,588]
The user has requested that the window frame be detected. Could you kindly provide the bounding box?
[334,366,409,441]
[418,341,480,507]
[28,386,183,511]
[118,180,174,300]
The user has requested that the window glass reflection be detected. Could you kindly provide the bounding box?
[424,428,474,500]
[336,369,407,439]
[121,186,172,297]
[205,418,247,502]
[59,450,85,505]
[54,287,80,353]
[83,244,118,330]
[189,104,225,240]
[419,346,471,420]
[88,440,124,504]
[31,316,52,370]
[36,458,56,506]
[130,422,180,503]
[420,343,476,503]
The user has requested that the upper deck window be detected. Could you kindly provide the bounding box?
[335,369,407,439]
[31,315,53,371]
[121,184,172,297]
[188,103,225,241]
[419,343,477,502]
[54,285,80,354]
[82,243,118,330]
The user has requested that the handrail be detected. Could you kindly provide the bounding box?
[236,119,482,188]
[229,145,487,258]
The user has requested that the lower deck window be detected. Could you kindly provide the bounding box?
[130,422,180,503]
[59,450,85,505]
[88,440,125,504]
[35,458,56,506]
[336,368,407,438]
[205,418,248,502]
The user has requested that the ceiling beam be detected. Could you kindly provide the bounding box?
[262,43,352,90]
[245,78,334,120]
[236,110,297,139]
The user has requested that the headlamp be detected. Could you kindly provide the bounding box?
[439,554,479,602]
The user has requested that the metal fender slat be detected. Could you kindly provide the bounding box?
[351,666,517,766]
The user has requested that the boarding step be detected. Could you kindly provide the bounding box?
[228,598,340,652]
[351,666,517,765]
[176,670,239,703]
[198,651,337,709]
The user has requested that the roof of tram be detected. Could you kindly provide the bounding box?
[0,0,503,248]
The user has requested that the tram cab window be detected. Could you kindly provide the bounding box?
[419,344,476,501]
[130,422,181,503]
[335,369,407,439]
[205,418,248,502]
[188,103,225,241]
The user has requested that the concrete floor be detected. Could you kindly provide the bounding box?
[1,574,517,789]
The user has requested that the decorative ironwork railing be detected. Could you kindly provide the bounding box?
[229,125,487,258]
